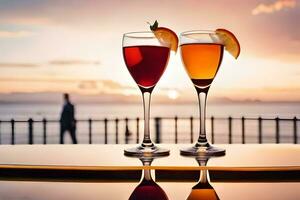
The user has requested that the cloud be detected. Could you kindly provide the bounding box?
[0,63,38,68]
[78,81,98,90]
[77,79,138,96]
[0,17,52,26]
[48,59,100,66]
[99,80,125,90]
[0,77,133,96]
[0,77,125,90]
[252,0,297,15]
[0,30,35,38]
[0,59,101,68]
[262,87,300,93]
[0,78,73,83]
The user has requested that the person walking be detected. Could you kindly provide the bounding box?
[60,93,77,144]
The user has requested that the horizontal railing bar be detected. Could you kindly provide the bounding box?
[0,116,299,123]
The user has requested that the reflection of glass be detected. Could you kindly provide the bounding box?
[180,30,226,156]
[187,156,220,200]
[129,156,169,200]
[122,32,170,156]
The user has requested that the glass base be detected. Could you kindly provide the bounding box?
[180,143,225,156]
[124,145,170,157]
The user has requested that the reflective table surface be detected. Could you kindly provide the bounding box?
[0,144,299,168]
[0,144,299,199]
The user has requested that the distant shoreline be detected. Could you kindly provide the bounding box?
[0,92,299,105]
[0,101,299,105]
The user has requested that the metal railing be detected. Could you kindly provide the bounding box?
[0,116,298,145]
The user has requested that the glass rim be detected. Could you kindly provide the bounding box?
[180,30,216,36]
[123,31,155,39]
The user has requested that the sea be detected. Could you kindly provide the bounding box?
[0,103,299,145]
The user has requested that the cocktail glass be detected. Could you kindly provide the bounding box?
[122,31,170,156]
[180,30,226,156]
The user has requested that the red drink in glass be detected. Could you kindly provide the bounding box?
[129,179,168,200]
[123,45,170,88]
[122,31,171,156]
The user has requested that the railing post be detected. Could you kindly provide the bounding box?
[11,119,15,145]
[211,116,214,144]
[241,117,245,144]
[0,120,1,144]
[104,118,108,144]
[88,118,92,144]
[228,116,232,144]
[42,118,47,144]
[293,117,298,144]
[125,118,130,144]
[136,117,140,143]
[190,116,193,143]
[115,118,119,144]
[174,116,178,144]
[155,117,161,143]
[74,119,77,144]
[275,117,280,143]
[258,117,262,144]
[28,118,33,144]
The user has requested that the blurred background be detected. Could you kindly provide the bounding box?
[0,0,299,144]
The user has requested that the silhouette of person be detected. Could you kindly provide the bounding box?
[60,93,77,144]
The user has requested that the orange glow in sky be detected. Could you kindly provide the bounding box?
[0,0,299,102]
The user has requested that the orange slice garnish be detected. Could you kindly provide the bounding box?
[149,21,178,52]
[216,28,240,59]
[153,27,178,52]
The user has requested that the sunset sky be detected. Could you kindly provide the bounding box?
[0,0,299,102]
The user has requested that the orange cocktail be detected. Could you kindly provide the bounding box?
[181,43,224,88]
[179,29,240,156]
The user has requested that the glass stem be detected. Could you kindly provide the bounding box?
[144,169,152,181]
[198,158,209,184]
[142,159,153,181]
[199,169,208,184]
[141,91,154,147]
[197,91,208,146]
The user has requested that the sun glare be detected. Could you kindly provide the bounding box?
[167,89,179,100]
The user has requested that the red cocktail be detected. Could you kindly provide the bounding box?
[122,31,172,156]
[123,45,170,88]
